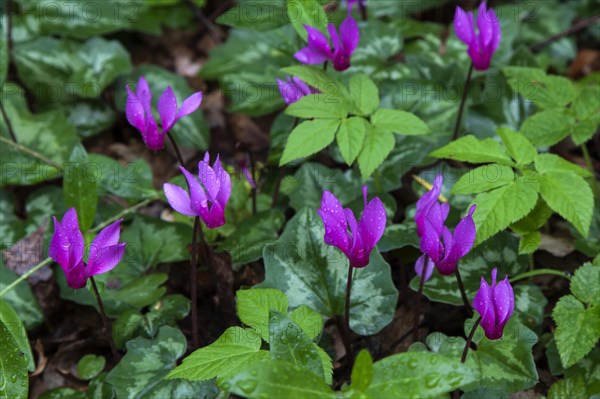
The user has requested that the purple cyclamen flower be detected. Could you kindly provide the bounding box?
[163,152,231,228]
[49,208,126,289]
[277,76,316,105]
[294,14,360,72]
[415,175,476,277]
[454,2,501,71]
[473,268,514,340]
[126,76,203,151]
[318,187,385,268]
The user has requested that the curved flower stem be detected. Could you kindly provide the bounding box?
[190,217,200,350]
[509,268,571,283]
[455,267,472,314]
[412,256,429,342]
[452,62,474,141]
[452,317,481,399]
[90,277,121,362]
[166,131,185,166]
[342,264,355,364]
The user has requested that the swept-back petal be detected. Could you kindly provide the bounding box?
[493,275,514,325]
[488,8,501,52]
[318,209,350,253]
[473,276,494,335]
[476,2,493,48]
[176,92,203,120]
[306,25,332,55]
[180,166,208,215]
[454,6,475,45]
[125,86,146,132]
[62,208,84,267]
[86,243,126,277]
[198,159,220,201]
[136,76,152,113]
[340,15,359,54]
[415,254,435,282]
[420,218,444,264]
[295,47,330,65]
[163,183,196,217]
[439,204,476,272]
[292,76,312,96]
[358,196,386,250]
[158,86,178,134]
[415,175,443,236]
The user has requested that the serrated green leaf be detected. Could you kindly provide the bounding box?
[539,171,593,237]
[519,231,541,255]
[285,94,348,119]
[350,74,380,115]
[269,311,325,380]
[371,109,429,136]
[452,164,515,195]
[76,354,105,380]
[316,346,333,385]
[259,208,398,335]
[548,375,588,399]
[535,153,592,177]
[357,125,394,178]
[287,0,328,41]
[570,262,600,305]
[217,0,289,31]
[236,289,288,343]
[226,359,336,398]
[520,109,575,147]
[350,349,373,393]
[63,145,97,232]
[502,66,576,110]
[0,300,34,372]
[510,198,553,234]
[336,117,366,165]
[167,327,269,382]
[280,119,340,165]
[553,295,600,368]
[497,128,537,165]
[430,135,513,166]
[290,305,323,341]
[366,352,479,398]
[471,181,539,244]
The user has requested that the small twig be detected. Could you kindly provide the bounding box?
[90,277,121,362]
[166,131,185,167]
[452,63,474,141]
[529,15,600,52]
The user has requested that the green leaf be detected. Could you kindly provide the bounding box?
[371,109,429,136]
[105,326,191,397]
[519,231,541,255]
[539,171,593,237]
[520,109,575,147]
[452,165,515,195]
[287,0,328,41]
[38,388,85,399]
[430,135,513,166]
[116,65,209,150]
[514,284,548,328]
[570,262,600,305]
[280,65,350,105]
[167,327,269,382]
[142,295,191,338]
[226,359,336,398]
[280,119,340,165]
[350,74,380,115]
[350,349,373,393]
[0,263,43,330]
[548,375,588,399]
[471,181,539,244]
[357,124,395,178]
[366,352,479,398]
[378,222,420,252]
[236,289,288,343]
[510,198,554,234]
[336,117,366,165]
[63,145,97,232]
[88,154,156,201]
[285,94,348,119]
[497,128,537,165]
[259,208,398,335]
[0,321,28,399]
[13,36,131,104]
[0,300,34,371]
[222,209,285,268]
[552,295,600,368]
[1,84,78,186]
[290,305,323,341]
[502,66,576,110]
[64,100,116,138]
[0,12,7,86]
[535,153,592,178]
[120,215,193,271]
[269,311,325,380]
[76,355,105,380]
[217,0,289,31]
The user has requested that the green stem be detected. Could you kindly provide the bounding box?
[0,198,155,298]
[455,267,472,314]
[0,135,63,171]
[510,268,571,283]
[166,131,185,167]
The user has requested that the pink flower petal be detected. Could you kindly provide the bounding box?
[158,86,178,134]
[163,183,196,217]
